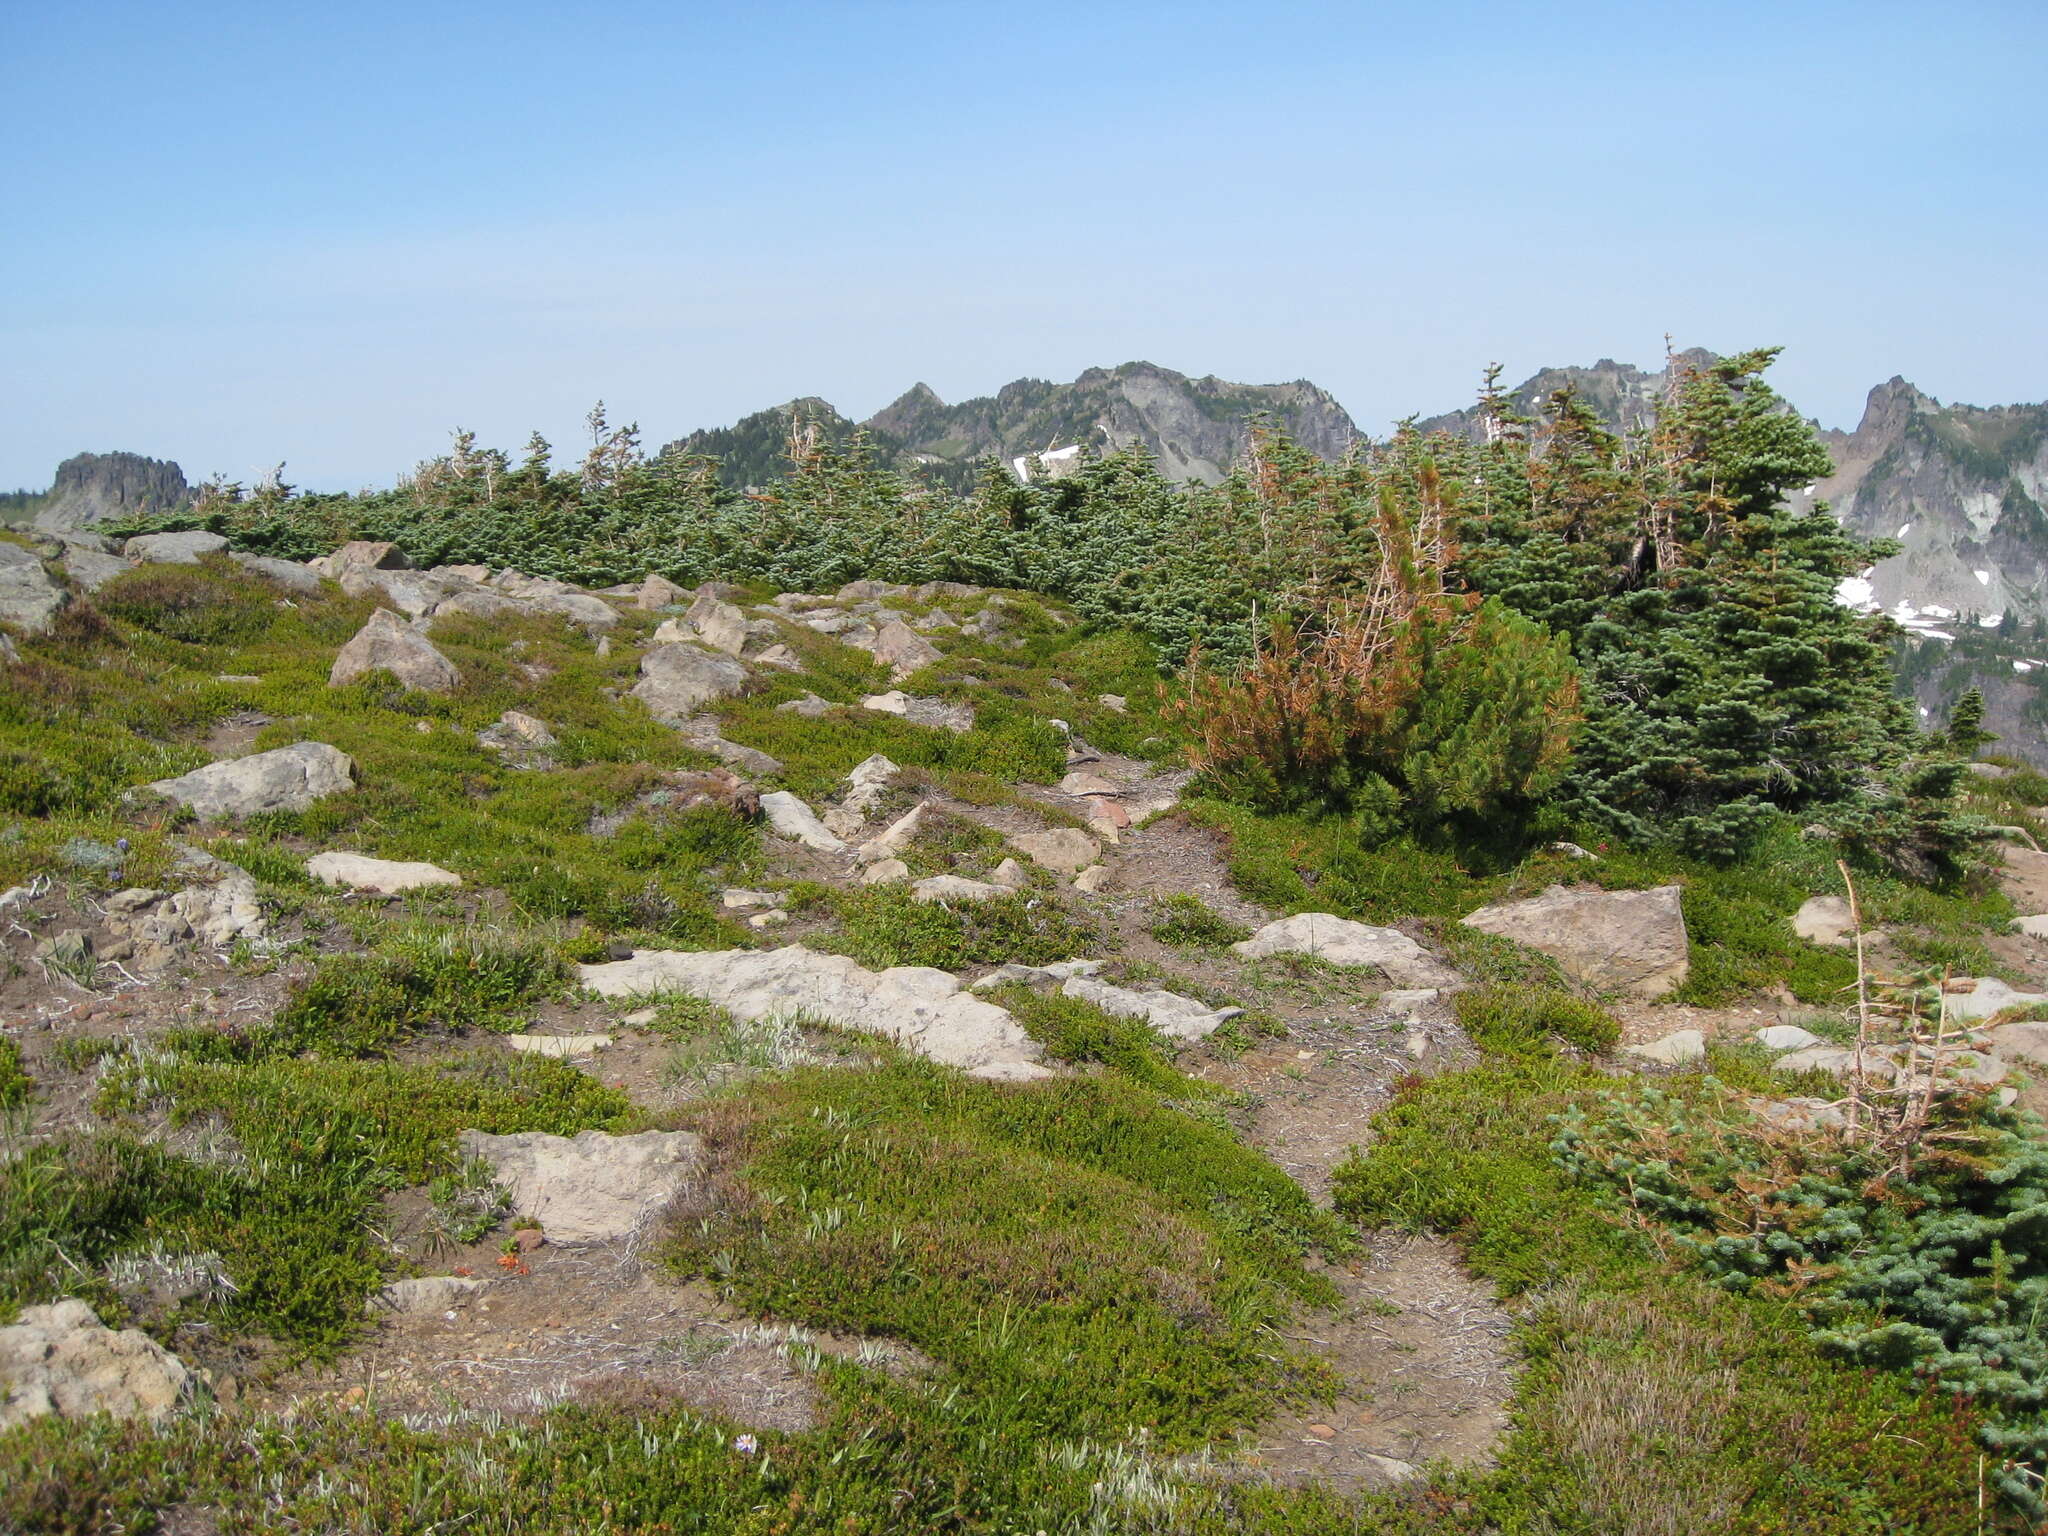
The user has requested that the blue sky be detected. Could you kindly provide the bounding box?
[5,0,2044,490]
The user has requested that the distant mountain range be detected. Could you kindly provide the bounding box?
[663,362,1359,493]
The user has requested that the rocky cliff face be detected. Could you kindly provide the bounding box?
[35,452,189,531]
[669,362,1361,490]
[1815,380,2048,629]
[1414,350,1719,442]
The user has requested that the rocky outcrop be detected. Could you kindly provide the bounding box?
[33,452,190,532]
[0,1300,193,1430]
[1232,913,1460,989]
[455,1129,703,1245]
[0,542,66,634]
[1460,885,1688,999]
[577,945,1050,1080]
[330,609,461,692]
[760,791,848,853]
[231,553,324,593]
[146,741,355,819]
[1008,828,1100,875]
[1060,975,1241,1041]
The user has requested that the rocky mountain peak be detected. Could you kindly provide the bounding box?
[35,451,189,531]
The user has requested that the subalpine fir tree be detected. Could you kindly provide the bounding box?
[1946,687,1996,755]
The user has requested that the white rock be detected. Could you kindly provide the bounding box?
[862,690,911,716]
[1098,694,1128,713]
[125,530,227,564]
[0,1300,192,1430]
[1624,1028,1706,1065]
[748,910,789,928]
[1792,896,1857,947]
[504,1034,612,1058]
[307,851,462,894]
[760,790,848,852]
[455,1128,704,1244]
[577,945,1051,1080]
[1060,975,1241,1041]
[841,753,901,818]
[1232,913,1459,988]
[862,858,911,885]
[1755,1024,1826,1052]
[147,741,355,819]
[1060,771,1119,797]
[2017,915,2048,939]
[721,889,777,910]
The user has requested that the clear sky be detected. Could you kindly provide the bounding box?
[5,0,2044,491]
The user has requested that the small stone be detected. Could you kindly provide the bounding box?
[721,889,777,910]
[513,1227,545,1252]
[990,858,1028,888]
[1792,895,1857,948]
[1059,770,1119,797]
[1097,694,1128,713]
[1009,828,1100,875]
[760,791,847,853]
[861,690,911,716]
[862,858,911,885]
[748,910,789,928]
[1072,864,1110,893]
[1307,1423,1337,1439]
[1550,841,1598,861]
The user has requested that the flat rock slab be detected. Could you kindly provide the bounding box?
[1061,975,1241,1041]
[1461,884,1688,999]
[374,1276,490,1316]
[1998,847,2048,916]
[1756,1024,1826,1051]
[1624,1028,1706,1065]
[63,546,131,593]
[1942,978,2048,1022]
[1987,1022,2048,1066]
[307,851,462,893]
[1232,913,1459,989]
[147,741,355,819]
[1791,895,1856,947]
[505,1033,613,1058]
[578,945,1051,1081]
[456,1128,703,1245]
[0,1299,192,1431]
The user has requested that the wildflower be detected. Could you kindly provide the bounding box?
[734,1434,758,1455]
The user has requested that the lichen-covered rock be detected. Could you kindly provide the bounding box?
[1460,884,1688,999]
[230,552,324,593]
[578,945,1050,1080]
[62,546,130,593]
[0,1299,193,1430]
[455,1129,703,1245]
[146,741,355,819]
[1060,975,1240,1041]
[330,609,461,692]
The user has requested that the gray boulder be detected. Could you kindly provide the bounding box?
[146,741,355,820]
[1061,975,1241,1041]
[0,542,67,634]
[1232,912,1459,989]
[455,1129,703,1245]
[685,591,750,656]
[317,540,412,577]
[230,553,324,594]
[1008,828,1101,875]
[1624,1029,1706,1065]
[124,530,228,564]
[632,643,748,721]
[330,609,461,692]
[0,1299,193,1431]
[62,546,130,593]
[634,573,690,610]
[1461,884,1688,999]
